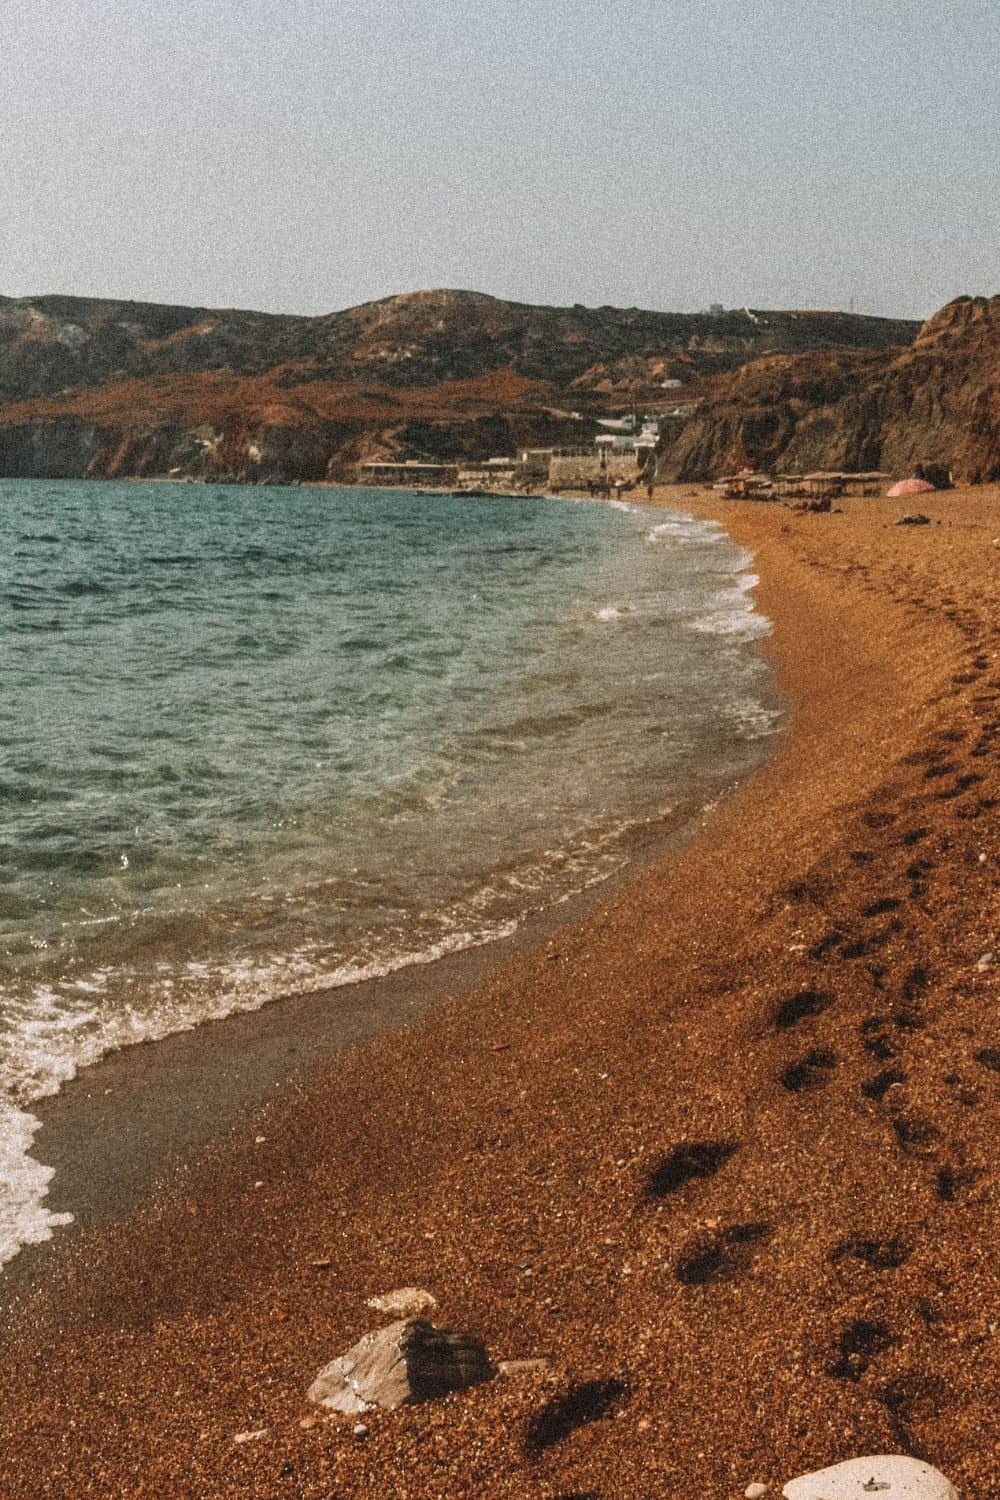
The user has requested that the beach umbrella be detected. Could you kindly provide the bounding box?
[887,477,936,497]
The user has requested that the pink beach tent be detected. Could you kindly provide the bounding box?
[886,476,936,497]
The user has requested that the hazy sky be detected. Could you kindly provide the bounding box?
[2,0,997,320]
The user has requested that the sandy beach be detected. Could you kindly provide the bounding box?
[1,485,997,1499]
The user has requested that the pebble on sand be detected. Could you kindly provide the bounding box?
[365,1286,438,1319]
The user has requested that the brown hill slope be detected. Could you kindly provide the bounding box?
[0,290,918,482]
[665,294,1000,483]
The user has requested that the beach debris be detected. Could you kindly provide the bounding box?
[782,1454,959,1499]
[745,1485,769,1499]
[233,1427,268,1444]
[975,951,994,970]
[352,1423,370,1441]
[307,1318,493,1414]
[894,513,931,526]
[366,1286,438,1320]
[498,1358,551,1378]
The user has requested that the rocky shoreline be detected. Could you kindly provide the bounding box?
[0,486,996,1497]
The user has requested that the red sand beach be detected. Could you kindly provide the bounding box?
[1,486,997,1498]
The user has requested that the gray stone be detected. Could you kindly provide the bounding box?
[783,1455,959,1500]
[365,1286,438,1319]
[308,1318,493,1414]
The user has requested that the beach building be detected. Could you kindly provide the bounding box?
[358,460,458,488]
[454,456,520,491]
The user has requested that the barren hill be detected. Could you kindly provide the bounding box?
[0,289,918,483]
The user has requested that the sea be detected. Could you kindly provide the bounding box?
[0,479,781,1267]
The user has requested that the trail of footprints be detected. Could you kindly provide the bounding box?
[635,609,997,1419]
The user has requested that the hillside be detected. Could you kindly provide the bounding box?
[663,294,1000,483]
[0,290,918,483]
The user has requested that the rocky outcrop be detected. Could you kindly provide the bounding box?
[0,416,104,478]
[663,295,1000,483]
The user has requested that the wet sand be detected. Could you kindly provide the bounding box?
[1,486,997,1498]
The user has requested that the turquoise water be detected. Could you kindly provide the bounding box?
[0,479,780,1263]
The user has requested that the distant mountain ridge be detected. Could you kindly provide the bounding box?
[0,288,923,482]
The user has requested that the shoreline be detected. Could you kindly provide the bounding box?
[1,489,777,1272]
[8,765,757,1265]
[1,485,997,1498]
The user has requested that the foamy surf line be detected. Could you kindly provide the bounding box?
[0,913,528,1270]
[0,810,663,1269]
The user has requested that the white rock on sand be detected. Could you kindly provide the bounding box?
[365,1286,438,1319]
[782,1455,959,1499]
[308,1318,493,1414]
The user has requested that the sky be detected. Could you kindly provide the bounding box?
[2,0,998,321]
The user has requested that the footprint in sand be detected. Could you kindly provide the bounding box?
[827,1318,895,1381]
[524,1379,627,1456]
[774,989,835,1029]
[828,1235,911,1270]
[644,1140,738,1200]
[936,1164,980,1201]
[891,1111,940,1156]
[781,1047,837,1092]
[861,896,903,918]
[861,1065,906,1100]
[673,1221,772,1286]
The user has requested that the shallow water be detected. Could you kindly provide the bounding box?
[0,480,781,1265]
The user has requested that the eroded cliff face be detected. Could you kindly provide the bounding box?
[876,295,1000,481]
[663,295,1000,482]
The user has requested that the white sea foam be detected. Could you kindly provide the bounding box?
[0,891,560,1270]
[647,516,726,545]
[0,1105,73,1269]
[689,571,770,639]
